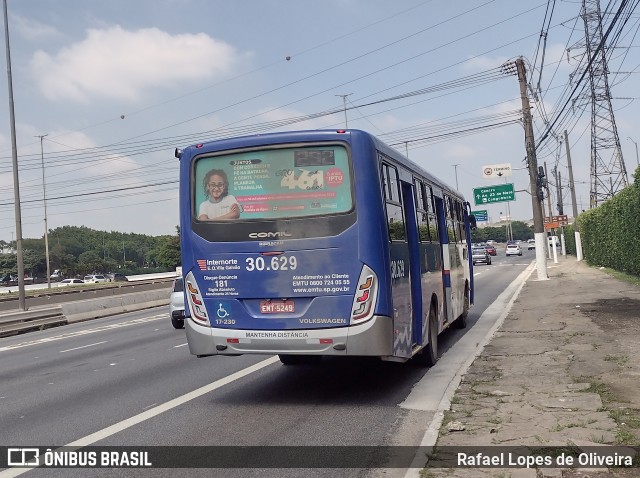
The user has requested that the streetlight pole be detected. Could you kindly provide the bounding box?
[3,0,26,309]
[335,94,352,128]
[627,137,639,167]
[36,134,51,289]
[452,164,460,190]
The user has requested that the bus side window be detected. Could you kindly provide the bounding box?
[382,163,405,241]
[426,185,439,242]
[414,179,430,242]
[455,200,465,244]
[445,196,457,243]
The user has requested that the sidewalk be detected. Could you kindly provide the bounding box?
[428,255,640,478]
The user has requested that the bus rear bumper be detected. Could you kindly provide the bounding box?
[185,315,393,357]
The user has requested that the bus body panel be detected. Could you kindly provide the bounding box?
[186,315,393,356]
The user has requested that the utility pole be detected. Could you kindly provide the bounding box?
[516,58,547,280]
[544,162,553,222]
[36,134,51,289]
[553,167,563,215]
[452,164,460,190]
[3,0,26,309]
[553,166,567,257]
[564,130,583,261]
[335,94,352,128]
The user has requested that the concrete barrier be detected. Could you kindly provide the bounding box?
[0,289,170,336]
[61,289,170,323]
[0,306,66,337]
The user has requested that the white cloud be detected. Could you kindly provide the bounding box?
[30,26,239,102]
[460,54,511,73]
[11,14,60,41]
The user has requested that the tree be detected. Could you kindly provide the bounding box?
[155,235,181,270]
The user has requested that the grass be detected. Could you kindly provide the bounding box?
[552,418,598,432]
[598,267,640,287]
[574,379,640,446]
[582,381,615,403]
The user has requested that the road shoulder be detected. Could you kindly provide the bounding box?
[427,256,640,477]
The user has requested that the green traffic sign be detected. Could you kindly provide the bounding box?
[471,209,488,221]
[473,183,515,205]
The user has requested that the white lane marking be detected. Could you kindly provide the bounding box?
[174,343,189,348]
[59,341,107,353]
[0,356,279,478]
[473,272,481,277]
[0,316,164,352]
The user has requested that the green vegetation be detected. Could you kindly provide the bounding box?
[565,166,640,276]
[470,220,533,243]
[0,225,181,279]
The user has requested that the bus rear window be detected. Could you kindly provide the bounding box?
[193,145,353,221]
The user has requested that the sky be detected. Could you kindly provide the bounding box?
[0,0,639,242]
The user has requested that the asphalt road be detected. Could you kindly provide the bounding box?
[0,250,534,478]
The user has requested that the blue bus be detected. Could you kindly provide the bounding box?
[176,129,475,365]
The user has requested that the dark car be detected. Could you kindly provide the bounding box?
[472,247,492,265]
[108,273,128,282]
[484,245,497,256]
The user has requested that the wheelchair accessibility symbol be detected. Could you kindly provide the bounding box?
[217,304,230,319]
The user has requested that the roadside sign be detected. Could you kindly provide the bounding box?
[544,215,569,226]
[544,221,559,230]
[471,209,488,221]
[473,183,515,205]
[482,163,512,179]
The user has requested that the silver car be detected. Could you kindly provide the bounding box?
[170,277,185,329]
[472,247,491,265]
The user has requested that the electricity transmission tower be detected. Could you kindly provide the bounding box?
[581,0,628,207]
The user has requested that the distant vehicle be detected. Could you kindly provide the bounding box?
[108,273,128,282]
[472,247,492,265]
[50,269,64,280]
[527,239,535,250]
[484,245,497,256]
[83,274,107,283]
[58,278,85,287]
[486,240,496,245]
[505,244,522,256]
[1,273,15,286]
[169,277,185,329]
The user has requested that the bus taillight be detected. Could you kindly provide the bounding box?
[350,265,378,324]
[185,272,209,324]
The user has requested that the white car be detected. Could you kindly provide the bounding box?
[505,244,522,256]
[58,278,85,287]
[169,277,185,329]
[83,274,107,283]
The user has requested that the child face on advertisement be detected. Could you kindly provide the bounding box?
[207,174,227,200]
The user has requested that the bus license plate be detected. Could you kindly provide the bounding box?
[260,300,295,314]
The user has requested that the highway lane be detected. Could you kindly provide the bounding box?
[0,252,534,477]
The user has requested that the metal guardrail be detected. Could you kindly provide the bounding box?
[0,306,67,337]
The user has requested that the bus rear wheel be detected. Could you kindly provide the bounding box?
[278,354,322,365]
[415,306,438,367]
[278,354,300,365]
[454,285,470,329]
